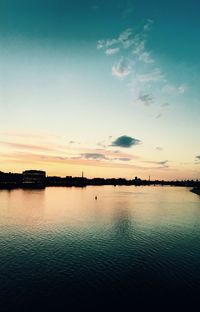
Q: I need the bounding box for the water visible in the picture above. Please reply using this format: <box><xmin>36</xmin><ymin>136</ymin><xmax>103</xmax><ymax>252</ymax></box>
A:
<box><xmin>0</xmin><ymin>186</ymin><xmax>200</xmax><ymax>309</ymax></box>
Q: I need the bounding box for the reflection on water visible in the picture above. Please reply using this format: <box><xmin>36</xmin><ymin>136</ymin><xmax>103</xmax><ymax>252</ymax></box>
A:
<box><xmin>0</xmin><ymin>186</ymin><xmax>200</xmax><ymax>309</ymax></box>
<box><xmin>113</xmin><ymin>207</ymin><xmax>132</xmax><ymax>238</ymax></box>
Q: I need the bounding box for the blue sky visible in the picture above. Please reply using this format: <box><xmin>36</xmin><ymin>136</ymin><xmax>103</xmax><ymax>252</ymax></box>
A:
<box><xmin>0</xmin><ymin>0</ymin><xmax>200</xmax><ymax>179</ymax></box>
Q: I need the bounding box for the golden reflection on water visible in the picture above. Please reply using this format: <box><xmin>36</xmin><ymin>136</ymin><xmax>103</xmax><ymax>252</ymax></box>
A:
<box><xmin>0</xmin><ymin>186</ymin><xmax>200</xmax><ymax>232</ymax></box>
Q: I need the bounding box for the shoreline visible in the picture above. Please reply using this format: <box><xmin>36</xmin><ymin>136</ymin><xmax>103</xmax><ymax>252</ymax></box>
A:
<box><xmin>0</xmin><ymin>183</ymin><xmax>196</xmax><ymax>191</ymax></box>
<box><xmin>190</xmin><ymin>188</ymin><xmax>200</xmax><ymax>196</ymax></box>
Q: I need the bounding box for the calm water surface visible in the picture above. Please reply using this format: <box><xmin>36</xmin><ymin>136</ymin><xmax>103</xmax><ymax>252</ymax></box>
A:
<box><xmin>0</xmin><ymin>186</ymin><xmax>200</xmax><ymax>309</ymax></box>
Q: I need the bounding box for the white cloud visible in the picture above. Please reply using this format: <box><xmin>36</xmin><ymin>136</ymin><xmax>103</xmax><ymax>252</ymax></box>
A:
<box><xmin>97</xmin><ymin>39</ymin><xmax>118</xmax><ymax>50</ymax></box>
<box><xmin>137</xmin><ymin>68</ymin><xmax>163</xmax><ymax>83</ymax></box>
<box><xmin>97</xmin><ymin>25</ymin><xmax>154</xmax><ymax>65</ymax></box>
<box><xmin>134</xmin><ymin>93</ymin><xmax>154</xmax><ymax>106</ymax></box>
<box><xmin>97</xmin><ymin>40</ymin><xmax>104</xmax><ymax>49</ymax></box>
<box><xmin>162</xmin><ymin>84</ymin><xmax>176</xmax><ymax>93</ymax></box>
<box><xmin>132</xmin><ymin>39</ymin><xmax>154</xmax><ymax>64</ymax></box>
<box><xmin>162</xmin><ymin>83</ymin><xmax>188</xmax><ymax>95</ymax></box>
<box><xmin>138</xmin><ymin>51</ymin><xmax>154</xmax><ymax>64</ymax></box>
<box><xmin>97</xmin><ymin>28</ymin><xmax>134</xmax><ymax>52</ymax></box>
<box><xmin>112</xmin><ymin>58</ymin><xmax>131</xmax><ymax>79</ymax></box>
<box><xmin>105</xmin><ymin>47</ymin><xmax>120</xmax><ymax>55</ymax></box>
<box><xmin>97</xmin><ymin>19</ymin><xmax>188</xmax><ymax>118</ymax></box>
<box><xmin>144</xmin><ymin>19</ymin><xmax>154</xmax><ymax>31</ymax></box>
<box><xmin>118</xmin><ymin>28</ymin><xmax>135</xmax><ymax>48</ymax></box>
<box><xmin>178</xmin><ymin>84</ymin><xmax>187</xmax><ymax>94</ymax></box>
<box><xmin>133</xmin><ymin>39</ymin><xmax>145</xmax><ymax>55</ymax></box>
<box><xmin>118</xmin><ymin>28</ymin><xmax>132</xmax><ymax>42</ymax></box>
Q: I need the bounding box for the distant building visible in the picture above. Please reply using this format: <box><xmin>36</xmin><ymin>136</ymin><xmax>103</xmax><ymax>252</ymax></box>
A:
<box><xmin>23</xmin><ymin>170</ymin><xmax>46</xmax><ymax>186</ymax></box>
<box><xmin>134</xmin><ymin>176</ymin><xmax>141</xmax><ymax>185</ymax></box>
<box><xmin>0</xmin><ymin>171</ymin><xmax>22</xmax><ymax>186</ymax></box>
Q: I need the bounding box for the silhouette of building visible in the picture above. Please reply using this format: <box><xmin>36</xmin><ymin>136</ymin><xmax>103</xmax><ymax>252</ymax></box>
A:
<box><xmin>23</xmin><ymin>170</ymin><xmax>46</xmax><ymax>187</ymax></box>
<box><xmin>134</xmin><ymin>176</ymin><xmax>142</xmax><ymax>185</ymax></box>
<box><xmin>0</xmin><ymin>171</ymin><xmax>22</xmax><ymax>188</ymax></box>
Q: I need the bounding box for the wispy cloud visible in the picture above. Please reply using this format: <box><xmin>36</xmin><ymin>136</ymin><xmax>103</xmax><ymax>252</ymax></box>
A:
<box><xmin>105</xmin><ymin>47</ymin><xmax>120</xmax><ymax>55</ymax></box>
<box><xmin>111</xmin><ymin>135</ymin><xmax>141</xmax><ymax>148</ymax></box>
<box><xmin>137</xmin><ymin>68</ymin><xmax>163</xmax><ymax>83</ymax></box>
<box><xmin>0</xmin><ymin>137</ymin><xmax>140</xmax><ymax>165</ymax></box>
<box><xmin>0</xmin><ymin>131</ymin><xmax>58</xmax><ymax>140</ymax></box>
<box><xmin>72</xmin><ymin>153</ymin><xmax>133</xmax><ymax>163</ymax></box>
<box><xmin>133</xmin><ymin>39</ymin><xmax>154</xmax><ymax>64</ymax></box>
<box><xmin>195</xmin><ymin>155</ymin><xmax>200</xmax><ymax>165</ymax></box>
<box><xmin>158</xmin><ymin>160</ymin><xmax>168</xmax><ymax>166</ymax></box>
<box><xmin>95</xmin><ymin>148</ymin><xmax>139</xmax><ymax>159</ymax></box>
<box><xmin>138</xmin><ymin>51</ymin><xmax>154</xmax><ymax>64</ymax></box>
<box><xmin>97</xmin><ymin>19</ymin><xmax>188</xmax><ymax>118</ymax></box>
<box><xmin>97</xmin><ymin>28</ymin><xmax>134</xmax><ymax>52</ymax></box>
<box><xmin>178</xmin><ymin>84</ymin><xmax>187</xmax><ymax>94</ymax></box>
<box><xmin>0</xmin><ymin>141</ymin><xmax>54</xmax><ymax>152</ymax></box>
<box><xmin>162</xmin><ymin>83</ymin><xmax>188</xmax><ymax>95</ymax></box>
<box><xmin>156</xmin><ymin>146</ymin><xmax>163</xmax><ymax>151</ymax></box>
<box><xmin>117</xmin><ymin>157</ymin><xmax>131</xmax><ymax>161</ymax></box>
<box><xmin>80</xmin><ymin>153</ymin><xmax>108</xmax><ymax>160</ymax></box>
<box><xmin>97</xmin><ymin>25</ymin><xmax>154</xmax><ymax>67</ymax></box>
<box><xmin>135</xmin><ymin>93</ymin><xmax>154</xmax><ymax>106</ymax></box>
<box><xmin>112</xmin><ymin>58</ymin><xmax>132</xmax><ymax>79</ymax></box>
<box><xmin>97</xmin><ymin>21</ymin><xmax>163</xmax><ymax>114</ymax></box>
<box><xmin>0</xmin><ymin>134</ymin><xmax>172</xmax><ymax>175</ymax></box>
<box><xmin>143</xmin><ymin>160</ymin><xmax>168</xmax><ymax>167</ymax></box>
<box><xmin>0</xmin><ymin>151</ymin><xmax>171</xmax><ymax>172</ymax></box>
<box><xmin>143</xmin><ymin>19</ymin><xmax>154</xmax><ymax>31</ymax></box>
<box><xmin>118</xmin><ymin>28</ymin><xmax>133</xmax><ymax>47</ymax></box>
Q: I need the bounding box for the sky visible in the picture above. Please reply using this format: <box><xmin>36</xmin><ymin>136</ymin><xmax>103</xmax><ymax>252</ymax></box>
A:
<box><xmin>0</xmin><ymin>0</ymin><xmax>200</xmax><ymax>180</ymax></box>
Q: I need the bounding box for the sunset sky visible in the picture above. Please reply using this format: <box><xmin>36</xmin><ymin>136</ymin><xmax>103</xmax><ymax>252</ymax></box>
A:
<box><xmin>0</xmin><ymin>0</ymin><xmax>200</xmax><ymax>179</ymax></box>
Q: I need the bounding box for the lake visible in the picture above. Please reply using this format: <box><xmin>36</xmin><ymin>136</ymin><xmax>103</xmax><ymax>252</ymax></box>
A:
<box><xmin>0</xmin><ymin>186</ymin><xmax>200</xmax><ymax>309</ymax></box>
